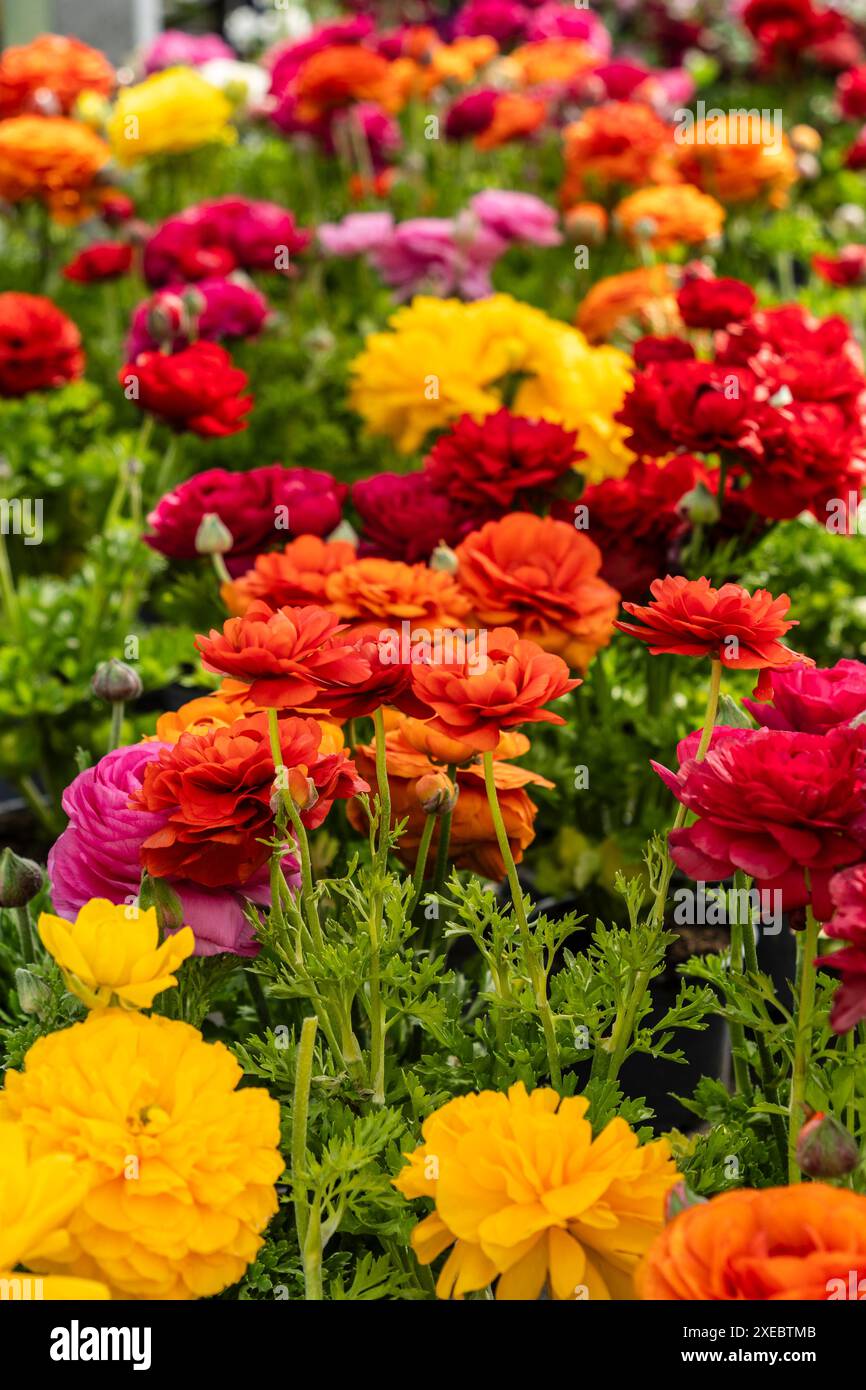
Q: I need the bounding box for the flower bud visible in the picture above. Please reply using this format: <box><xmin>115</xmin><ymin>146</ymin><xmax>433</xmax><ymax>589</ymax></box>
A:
<box><xmin>790</xmin><ymin>124</ymin><xmax>822</xmax><ymax>154</ymax></box>
<box><xmin>91</xmin><ymin>658</ymin><xmax>143</xmax><ymax>704</ymax></box>
<box><xmin>138</xmin><ymin>872</ymin><xmax>186</xmax><ymax>934</ymax></box>
<box><xmin>563</xmin><ymin>201</ymin><xmax>608</xmax><ymax>246</ymax></box>
<box><xmin>664</xmin><ymin>1181</ymin><xmax>707</xmax><ymax>1222</ymax></box>
<box><xmin>147</xmin><ymin>291</ymin><xmax>189</xmax><ymax>346</ymax></box>
<box><xmin>288</xmin><ymin>769</ymin><xmax>319</xmax><ymax>812</ymax></box>
<box><xmin>430</xmin><ymin>542</ymin><xmax>458</xmax><ymax>574</ymax></box>
<box><xmin>14</xmin><ymin>967</ymin><xmax>51</xmax><ymax>1017</ymax></box>
<box><xmin>678</xmin><ymin>480</ymin><xmax>720</xmax><ymax>527</ymax></box>
<box><xmin>0</xmin><ymin>846</ymin><xmax>42</xmax><ymax>908</ymax></box>
<box><xmin>415</xmin><ymin>771</ymin><xmax>459</xmax><ymax>816</ymax></box>
<box><xmin>195</xmin><ymin>512</ymin><xmax>234</xmax><ymax>556</ymax></box>
<box><xmin>796</xmin><ymin>1110</ymin><xmax>860</xmax><ymax>1179</ymax></box>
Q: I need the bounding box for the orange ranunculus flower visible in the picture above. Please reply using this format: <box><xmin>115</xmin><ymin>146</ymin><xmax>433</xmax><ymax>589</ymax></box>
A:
<box><xmin>405</xmin><ymin>36</ymin><xmax>498</xmax><ymax>96</ymax></box>
<box><xmin>560</xmin><ymin>102</ymin><xmax>677</xmax><ymax>205</ymax></box>
<box><xmin>222</xmin><ymin>535</ymin><xmax>358</xmax><ymax>616</ymax></box>
<box><xmin>153</xmin><ymin>694</ymin><xmax>261</xmax><ymax>742</ymax></box>
<box><xmin>397</xmin><ymin>715</ymin><xmax>534</xmax><ymax>768</ymax></box>
<box><xmin>475</xmin><ymin>92</ymin><xmax>547</xmax><ymax>150</ymax></box>
<box><xmin>675</xmin><ymin>112</ymin><xmax>798</xmax><ymax>208</ymax></box>
<box><xmin>502</xmin><ymin>38</ymin><xmax>596</xmax><ymax>87</ymax></box>
<box><xmin>323</xmin><ymin>557</ymin><xmax>471</xmax><ymax>633</ymax></box>
<box><xmin>130</xmin><ymin>713</ymin><xmax>367</xmax><ymax>887</ymax></box>
<box><xmin>294</xmin><ymin>46</ymin><xmax>403</xmax><ymax>120</ymax></box>
<box><xmin>0</xmin><ymin>115</ymin><xmax>110</xmax><ymax>220</ymax></box>
<box><xmin>456</xmin><ymin>513</ymin><xmax>620</xmax><ymax>671</ymax></box>
<box><xmin>410</xmin><ymin>626</ymin><xmax>580</xmax><ymax>753</ymax></box>
<box><xmin>638</xmin><ymin>1185</ymin><xmax>866</xmax><ymax>1300</ymax></box>
<box><xmin>347</xmin><ymin>715</ymin><xmax>552</xmax><ymax>878</ymax></box>
<box><xmin>614</xmin><ymin>184</ymin><xmax>725</xmax><ymax>250</ymax></box>
<box><xmin>0</xmin><ymin>34</ymin><xmax>114</xmax><ymax>119</ymax></box>
<box><xmin>576</xmin><ymin>265</ymin><xmax>681</xmax><ymax>344</ymax></box>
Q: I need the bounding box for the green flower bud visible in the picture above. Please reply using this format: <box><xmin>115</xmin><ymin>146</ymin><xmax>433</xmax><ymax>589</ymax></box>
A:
<box><xmin>138</xmin><ymin>873</ymin><xmax>186</xmax><ymax>935</ymax></box>
<box><xmin>91</xmin><ymin>658</ymin><xmax>143</xmax><ymax>704</ymax></box>
<box><xmin>194</xmin><ymin>512</ymin><xmax>234</xmax><ymax>556</ymax></box>
<box><xmin>796</xmin><ymin>1111</ymin><xmax>860</xmax><ymax>1179</ymax></box>
<box><xmin>0</xmin><ymin>846</ymin><xmax>43</xmax><ymax>908</ymax></box>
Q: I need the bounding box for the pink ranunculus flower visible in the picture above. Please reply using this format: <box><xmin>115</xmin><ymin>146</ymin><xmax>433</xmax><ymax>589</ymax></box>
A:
<box><xmin>653</xmin><ymin>724</ymin><xmax>866</xmax><ymax>921</ymax></box>
<box><xmin>352</xmin><ymin>472</ymin><xmax>484</xmax><ymax>563</ymax></box>
<box><xmin>332</xmin><ymin>101</ymin><xmax>402</xmax><ymax>167</ymax></box>
<box><xmin>524</xmin><ymin>1</ymin><xmax>612</xmax><ymax>53</ymax></box>
<box><xmin>47</xmin><ymin>743</ymin><xmax>295</xmax><ymax>956</ymax></box>
<box><xmin>454</xmin><ymin>0</ymin><xmax>531</xmax><ymax>46</ymax></box>
<box><xmin>143</xmin><ymin>198</ymin><xmax>311</xmax><ymax>287</ymax></box>
<box><xmin>145</xmin><ymin>464</ymin><xmax>348</xmax><ymax>569</ymax></box>
<box><xmin>820</xmin><ymin>864</ymin><xmax>866</xmax><ymax>1032</ymax></box>
<box><xmin>318</xmin><ymin>212</ymin><xmax>395</xmax><ymax>257</ymax></box>
<box><xmin>142</xmin><ymin>29</ymin><xmax>235</xmax><ymax>75</ymax></box>
<box><xmin>469</xmin><ymin>190</ymin><xmax>561</xmax><ymax>247</ymax></box>
<box><xmin>126</xmin><ymin>276</ymin><xmax>270</xmax><ymax>358</ymax></box>
<box><xmin>368</xmin><ymin>215</ymin><xmax>506</xmax><ymax>300</ymax></box>
<box><xmin>742</xmin><ymin>659</ymin><xmax>866</xmax><ymax>735</ymax></box>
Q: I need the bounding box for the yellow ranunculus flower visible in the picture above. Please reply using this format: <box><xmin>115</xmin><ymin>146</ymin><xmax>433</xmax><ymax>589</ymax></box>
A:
<box><xmin>107</xmin><ymin>66</ymin><xmax>236</xmax><ymax>166</ymax></box>
<box><xmin>394</xmin><ymin>1081</ymin><xmax>678</xmax><ymax>1300</ymax></box>
<box><xmin>0</xmin><ymin>1123</ymin><xmax>110</xmax><ymax>1301</ymax></box>
<box><xmin>38</xmin><ymin>899</ymin><xmax>194</xmax><ymax>1010</ymax></box>
<box><xmin>349</xmin><ymin>293</ymin><xmax>635</xmax><ymax>481</ymax></box>
<box><xmin>1</xmin><ymin>1009</ymin><xmax>283</xmax><ymax>1299</ymax></box>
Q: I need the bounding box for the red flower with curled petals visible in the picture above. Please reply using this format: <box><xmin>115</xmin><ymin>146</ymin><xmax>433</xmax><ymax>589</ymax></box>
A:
<box><xmin>119</xmin><ymin>341</ymin><xmax>252</xmax><ymax>437</ymax></box>
<box><xmin>820</xmin><ymin>864</ymin><xmax>866</xmax><ymax>1032</ymax></box>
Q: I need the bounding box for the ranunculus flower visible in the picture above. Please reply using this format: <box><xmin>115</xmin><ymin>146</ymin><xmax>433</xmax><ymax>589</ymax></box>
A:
<box><xmin>323</xmin><ymin>556</ymin><xmax>471</xmax><ymax>634</ymax></box>
<box><xmin>638</xmin><ymin>1184</ymin><xmax>866</xmax><ymax>1299</ymax></box>
<box><xmin>653</xmin><ymin>723</ymin><xmax>866</xmax><ymax>919</ymax></box>
<box><xmin>617</xmin><ymin>359</ymin><xmax>768</xmax><ymax>460</ymax></box>
<box><xmin>813</xmin><ymin>244</ymin><xmax>866</xmax><ymax>286</ymax></box>
<box><xmin>456</xmin><ymin>513</ymin><xmax>619</xmax><ymax>670</ymax></box>
<box><xmin>468</xmin><ymin>189</ymin><xmax>561</xmax><ymax>246</ymax></box>
<box><xmin>47</xmin><ymin>743</ymin><xmax>280</xmax><ymax>957</ymax></box>
<box><xmin>126</xmin><ymin>276</ymin><xmax>269</xmax><ymax>357</ymax></box>
<box><xmin>0</xmin><ymin>115</ymin><xmax>110</xmax><ymax>220</ymax></box>
<box><xmin>145</xmin><ymin>464</ymin><xmax>347</xmax><ymax>566</ymax></box>
<box><xmin>352</xmin><ymin>472</ymin><xmax>482</xmax><ymax>564</ymax></box>
<box><xmin>410</xmin><ymin>626</ymin><xmax>580</xmax><ymax>752</ymax></box>
<box><xmin>368</xmin><ymin>215</ymin><xmax>507</xmax><ymax>301</ymax></box>
<box><xmin>37</xmin><ymin>900</ymin><xmax>194</xmax><ymax>1011</ymax></box>
<box><xmin>107</xmin><ymin>67</ymin><xmax>236</xmax><ymax>167</ymax></box>
<box><xmin>676</xmin><ymin>274</ymin><xmax>756</xmax><ymax>329</ymax></box>
<box><xmin>742</xmin><ymin>658</ymin><xmax>866</xmax><ymax>733</ymax></box>
<box><xmin>143</xmin><ymin>197</ymin><xmax>311</xmax><ymax>286</ymax></box>
<box><xmin>454</xmin><ymin>0</ymin><xmax>529</xmax><ymax>46</ymax></box>
<box><xmin>0</xmin><ymin>34</ymin><xmax>114</xmax><ymax>118</ymax></box>
<box><xmin>120</xmin><ymin>341</ymin><xmax>252</xmax><ymax>436</ymax></box>
<box><xmin>0</xmin><ymin>292</ymin><xmax>84</xmax><ymax>396</ymax></box>
<box><xmin>131</xmin><ymin>713</ymin><xmax>367</xmax><ymax>885</ymax></box>
<box><xmin>820</xmin><ymin>863</ymin><xmax>866</xmax><ymax>1031</ymax></box>
<box><xmin>318</xmin><ymin>211</ymin><xmax>394</xmax><ymax>257</ymax></box>
<box><xmin>224</xmin><ymin>535</ymin><xmax>357</xmax><ymax>614</ymax></box>
<box><xmin>444</xmin><ymin>88</ymin><xmax>498</xmax><ymax>140</ymax></box>
<box><xmin>423</xmin><ymin>409</ymin><xmax>580</xmax><ymax>511</ymax></box>
<box><xmin>615</xmin><ymin>575</ymin><xmax>812</xmax><ymax>699</ymax></box>
<box><xmin>142</xmin><ymin>29</ymin><xmax>234</xmax><ymax>75</ymax></box>
<box><xmin>63</xmin><ymin>240</ymin><xmax>133</xmax><ymax>283</ymax></box>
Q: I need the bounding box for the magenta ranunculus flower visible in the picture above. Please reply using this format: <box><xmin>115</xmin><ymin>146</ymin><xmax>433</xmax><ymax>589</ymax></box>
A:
<box><xmin>142</xmin><ymin>29</ymin><xmax>234</xmax><ymax>75</ymax></box>
<box><xmin>524</xmin><ymin>1</ymin><xmax>611</xmax><ymax>52</ymax></box>
<box><xmin>47</xmin><ymin>743</ymin><xmax>296</xmax><ymax>956</ymax></box>
<box><xmin>653</xmin><ymin>725</ymin><xmax>866</xmax><ymax>920</ymax></box>
<box><xmin>445</xmin><ymin>88</ymin><xmax>498</xmax><ymax>140</ymax></box>
<box><xmin>319</xmin><ymin>212</ymin><xmax>395</xmax><ymax>257</ymax></box>
<box><xmin>266</xmin><ymin>17</ymin><xmax>375</xmax><ymax>93</ymax></box>
<box><xmin>454</xmin><ymin>0</ymin><xmax>530</xmax><ymax>46</ymax></box>
<box><xmin>145</xmin><ymin>464</ymin><xmax>348</xmax><ymax>568</ymax></box>
<box><xmin>821</xmin><ymin>864</ymin><xmax>866</xmax><ymax>1032</ymax></box>
<box><xmin>469</xmin><ymin>190</ymin><xmax>561</xmax><ymax>247</ymax></box>
<box><xmin>126</xmin><ymin>277</ymin><xmax>270</xmax><ymax>358</ymax></box>
<box><xmin>742</xmin><ymin>659</ymin><xmax>866</xmax><ymax>735</ymax></box>
<box><xmin>371</xmin><ymin>215</ymin><xmax>506</xmax><ymax>300</ymax></box>
<box><xmin>143</xmin><ymin>198</ymin><xmax>312</xmax><ymax>287</ymax></box>
<box><xmin>352</xmin><ymin>472</ymin><xmax>483</xmax><ymax>563</ymax></box>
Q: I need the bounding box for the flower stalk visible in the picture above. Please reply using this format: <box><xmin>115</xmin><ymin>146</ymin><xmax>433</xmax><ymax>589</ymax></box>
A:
<box><xmin>789</xmin><ymin>903</ymin><xmax>821</xmax><ymax>1182</ymax></box>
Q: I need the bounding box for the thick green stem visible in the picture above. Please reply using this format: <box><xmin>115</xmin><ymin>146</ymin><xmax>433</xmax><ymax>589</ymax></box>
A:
<box><xmin>789</xmin><ymin>906</ymin><xmax>820</xmax><ymax>1182</ymax></box>
<box><xmin>267</xmin><ymin>707</ymin><xmax>323</xmax><ymax>953</ymax></box>
<box><xmin>431</xmin><ymin>764</ymin><xmax>457</xmax><ymax>893</ymax></box>
<box><xmin>736</xmin><ymin>872</ymin><xmax>788</xmax><ymax>1169</ymax></box>
<box><xmin>727</xmin><ymin>913</ymin><xmax>754</xmax><ymax>1105</ymax></box>
<box><xmin>15</xmin><ymin>907</ymin><xmax>35</xmax><ymax>963</ymax></box>
<box><xmin>292</xmin><ymin>1016</ymin><xmax>318</xmax><ymax>1256</ymax></box>
<box><xmin>367</xmin><ymin>707</ymin><xmax>392</xmax><ymax>1104</ymax></box>
<box><xmin>373</xmin><ymin>706</ymin><xmax>391</xmax><ymax>867</ymax></box>
<box><xmin>108</xmin><ymin>701</ymin><xmax>125</xmax><ymax>753</ymax></box>
<box><xmin>483</xmin><ymin>750</ymin><xmax>561</xmax><ymax>1089</ymax></box>
<box><xmin>0</xmin><ymin>527</ymin><xmax>20</xmax><ymax>635</ymax></box>
<box><xmin>408</xmin><ymin>811</ymin><xmax>436</xmax><ymax>916</ymax></box>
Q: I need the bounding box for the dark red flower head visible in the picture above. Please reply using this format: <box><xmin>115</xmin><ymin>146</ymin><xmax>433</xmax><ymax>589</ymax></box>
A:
<box><xmin>351</xmin><ymin>472</ymin><xmax>480</xmax><ymax>564</ymax></box>
<box><xmin>119</xmin><ymin>342</ymin><xmax>252</xmax><ymax>437</ymax></box>
<box><xmin>676</xmin><ymin>275</ymin><xmax>757</xmax><ymax>330</ymax></box>
<box><xmin>617</xmin><ymin>360</ymin><xmax>769</xmax><ymax>460</ymax></box>
<box><xmin>63</xmin><ymin>240</ymin><xmax>133</xmax><ymax>283</ymax></box>
<box><xmin>821</xmin><ymin>864</ymin><xmax>866</xmax><ymax>1032</ymax></box>
<box><xmin>0</xmin><ymin>292</ymin><xmax>84</xmax><ymax>396</ymax></box>
<box><xmin>742</xmin><ymin>658</ymin><xmax>866</xmax><ymax>734</ymax></box>
<box><xmin>422</xmin><ymin>409</ymin><xmax>581</xmax><ymax>512</ymax></box>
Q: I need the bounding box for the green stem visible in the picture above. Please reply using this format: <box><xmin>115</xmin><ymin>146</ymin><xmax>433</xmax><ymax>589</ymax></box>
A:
<box><xmin>267</xmin><ymin>708</ymin><xmax>323</xmax><ymax>953</ymax></box>
<box><xmin>303</xmin><ymin>1199</ymin><xmax>324</xmax><ymax>1301</ymax></box>
<box><xmin>292</xmin><ymin>1016</ymin><xmax>318</xmax><ymax>1254</ymax></box>
<box><xmin>483</xmin><ymin>750</ymin><xmax>561</xmax><ymax>1089</ymax></box>
<box><xmin>789</xmin><ymin>906</ymin><xmax>820</xmax><ymax>1182</ymax></box>
<box><xmin>408</xmin><ymin>812</ymin><xmax>436</xmax><ymax>916</ymax></box>
<box><xmin>737</xmin><ymin>871</ymin><xmax>788</xmax><ymax>1169</ymax></box>
<box><xmin>211</xmin><ymin>553</ymin><xmax>232</xmax><ymax>587</ymax></box>
<box><xmin>0</xmin><ymin>527</ymin><xmax>20</xmax><ymax>635</ymax></box>
<box><xmin>108</xmin><ymin>701</ymin><xmax>125</xmax><ymax>753</ymax></box>
<box><xmin>431</xmin><ymin>764</ymin><xmax>457</xmax><ymax>893</ymax></box>
<box><xmin>245</xmin><ymin>969</ymin><xmax>271</xmax><ymax>1030</ymax></box>
<box><xmin>373</xmin><ymin>706</ymin><xmax>391</xmax><ymax>867</ymax></box>
<box><xmin>727</xmin><ymin>912</ymin><xmax>754</xmax><ymax>1105</ymax></box>
<box><xmin>15</xmin><ymin>907</ymin><xmax>35</xmax><ymax>963</ymax></box>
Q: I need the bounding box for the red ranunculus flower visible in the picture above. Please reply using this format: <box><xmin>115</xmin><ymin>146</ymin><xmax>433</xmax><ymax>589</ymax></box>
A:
<box><xmin>63</xmin><ymin>240</ymin><xmax>133</xmax><ymax>283</ymax></box>
<box><xmin>741</xmin><ymin>400</ymin><xmax>866</xmax><ymax>521</ymax></box>
<box><xmin>617</xmin><ymin>360</ymin><xmax>769</xmax><ymax>460</ymax></box>
<box><xmin>196</xmin><ymin>602</ymin><xmax>371</xmax><ymax>710</ymax></box>
<box><xmin>717</xmin><ymin>304</ymin><xmax>866</xmax><ymax>413</ymax></box>
<box><xmin>130</xmin><ymin>713</ymin><xmax>367</xmax><ymax>887</ymax></box>
<box><xmin>615</xmin><ymin>575</ymin><xmax>812</xmax><ymax>698</ymax></box>
<box><xmin>820</xmin><ymin>864</ymin><xmax>866</xmax><ymax>1031</ymax></box>
<box><xmin>352</xmin><ymin>472</ymin><xmax>481</xmax><ymax>564</ymax></box>
<box><xmin>445</xmin><ymin>89</ymin><xmax>499</xmax><ymax>140</ymax></box>
<box><xmin>146</xmin><ymin>465</ymin><xmax>348</xmax><ymax>566</ymax></box>
<box><xmin>845</xmin><ymin>125</ymin><xmax>866</xmax><ymax>167</ymax></box>
<box><xmin>838</xmin><ymin>63</ymin><xmax>866</xmax><ymax>118</ymax></box>
<box><xmin>422</xmin><ymin>409</ymin><xmax>581</xmax><ymax>511</ymax></box>
<box><xmin>632</xmin><ymin>336</ymin><xmax>695</xmax><ymax>367</ymax></box>
<box><xmin>410</xmin><ymin>626</ymin><xmax>581</xmax><ymax>753</ymax></box>
<box><xmin>812</xmin><ymin>245</ymin><xmax>866</xmax><ymax>286</ymax></box>
<box><xmin>742</xmin><ymin>658</ymin><xmax>866</xmax><ymax>733</ymax></box>
<box><xmin>676</xmin><ymin>275</ymin><xmax>757</xmax><ymax>330</ymax></box>
<box><xmin>0</xmin><ymin>291</ymin><xmax>84</xmax><ymax>396</ymax></box>
<box><xmin>654</xmin><ymin>724</ymin><xmax>866</xmax><ymax>920</ymax></box>
<box><xmin>143</xmin><ymin>197</ymin><xmax>312</xmax><ymax>287</ymax></box>
<box><xmin>120</xmin><ymin>342</ymin><xmax>252</xmax><ymax>437</ymax></box>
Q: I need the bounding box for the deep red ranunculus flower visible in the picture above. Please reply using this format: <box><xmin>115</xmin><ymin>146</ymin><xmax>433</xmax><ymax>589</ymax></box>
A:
<box><xmin>632</xmin><ymin>336</ymin><xmax>695</xmax><ymax>368</ymax></box>
<box><xmin>130</xmin><ymin>713</ymin><xmax>368</xmax><ymax>887</ymax></box>
<box><xmin>676</xmin><ymin>275</ymin><xmax>757</xmax><ymax>330</ymax></box>
<box><xmin>444</xmin><ymin>88</ymin><xmax>498</xmax><ymax>140</ymax></box>
<box><xmin>744</xmin><ymin>0</ymin><xmax>852</xmax><ymax>71</ymax></box>
<box><xmin>717</xmin><ymin>304</ymin><xmax>866</xmax><ymax>412</ymax></box>
<box><xmin>0</xmin><ymin>292</ymin><xmax>84</xmax><ymax>396</ymax></box>
<box><xmin>653</xmin><ymin>723</ymin><xmax>866</xmax><ymax>920</ymax></box>
<box><xmin>742</xmin><ymin>658</ymin><xmax>866</xmax><ymax>733</ymax></box>
<box><xmin>845</xmin><ymin>125</ymin><xmax>866</xmax><ymax>167</ymax></box>
<box><xmin>741</xmin><ymin>400</ymin><xmax>866</xmax><ymax>521</ymax></box>
<box><xmin>820</xmin><ymin>864</ymin><xmax>866</xmax><ymax>1031</ymax></box>
<box><xmin>812</xmin><ymin>245</ymin><xmax>866</xmax><ymax>286</ymax></box>
<box><xmin>143</xmin><ymin>197</ymin><xmax>312</xmax><ymax>287</ymax></box>
<box><xmin>615</xmin><ymin>575</ymin><xmax>813</xmax><ymax>698</ymax></box>
<box><xmin>119</xmin><ymin>342</ymin><xmax>252</xmax><ymax>437</ymax></box>
<box><xmin>146</xmin><ymin>464</ymin><xmax>347</xmax><ymax>567</ymax></box>
<box><xmin>352</xmin><ymin>472</ymin><xmax>481</xmax><ymax>564</ymax></box>
<box><xmin>422</xmin><ymin>409</ymin><xmax>581</xmax><ymax>512</ymax></box>
<box><xmin>617</xmin><ymin>360</ymin><xmax>769</xmax><ymax>461</ymax></box>
<box><xmin>838</xmin><ymin>63</ymin><xmax>866</xmax><ymax>117</ymax></box>
<box><xmin>63</xmin><ymin>240</ymin><xmax>133</xmax><ymax>283</ymax></box>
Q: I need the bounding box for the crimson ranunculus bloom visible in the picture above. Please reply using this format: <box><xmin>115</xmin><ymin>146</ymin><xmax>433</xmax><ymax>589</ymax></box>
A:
<box><xmin>0</xmin><ymin>291</ymin><xmax>84</xmax><ymax>396</ymax></box>
<box><xmin>838</xmin><ymin>63</ymin><xmax>866</xmax><ymax>118</ymax></box>
<box><xmin>676</xmin><ymin>275</ymin><xmax>757</xmax><ymax>330</ymax></box>
<box><xmin>813</xmin><ymin>245</ymin><xmax>866</xmax><ymax>287</ymax></box>
<box><xmin>617</xmin><ymin>360</ymin><xmax>769</xmax><ymax>460</ymax></box>
<box><xmin>422</xmin><ymin>410</ymin><xmax>582</xmax><ymax>511</ymax></box>
<box><xmin>143</xmin><ymin>196</ymin><xmax>312</xmax><ymax>287</ymax></box>
<box><xmin>352</xmin><ymin>472</ymin><xmax>481</xmax><ymax>564</ymax></box>
<box><xmin>120</xmin><ymin>342</ymin><xmax>252</xmax><ymax>437</ymax></box>
<box><xmin>130</xmin><ymin>713</ymin><xmax>367</xmax><ymax>887</ymax></box>
<box><xmin>615</xmin><ymin>575</ymin><xmax>812</xmax><ymax>699</ymax></box>
<box><xmin>742</xmin><ymin>658</ymin><xmax>866</xmax><ymax>733</ymax></box>
<box><xmin>410</xmin><ymin>626</ymin><xmax>581</xmax><ymax>753</ymax></box>
<box><xmin>820</xmin><ymin>864</ymin><xmax>866</xmax><ymax>1032</ymax></box>
<box><xmin>63</xmin><ymin>240</ymin><xmax>133</xmax><ymax>283</ymax></box>
<box><xmin>145</xmin><ymin>464</ymin><xmax>347</xmax><ymax>566</ymax></box>
<box><xmin>653</xmin><ymin>724</ymin><xmax>866</xmax><ymax>920</ymax></box>
<box><xmin>196</xmin><ymin>602</ymin><xmax>371</xmax><ymax>710</ymax></box>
